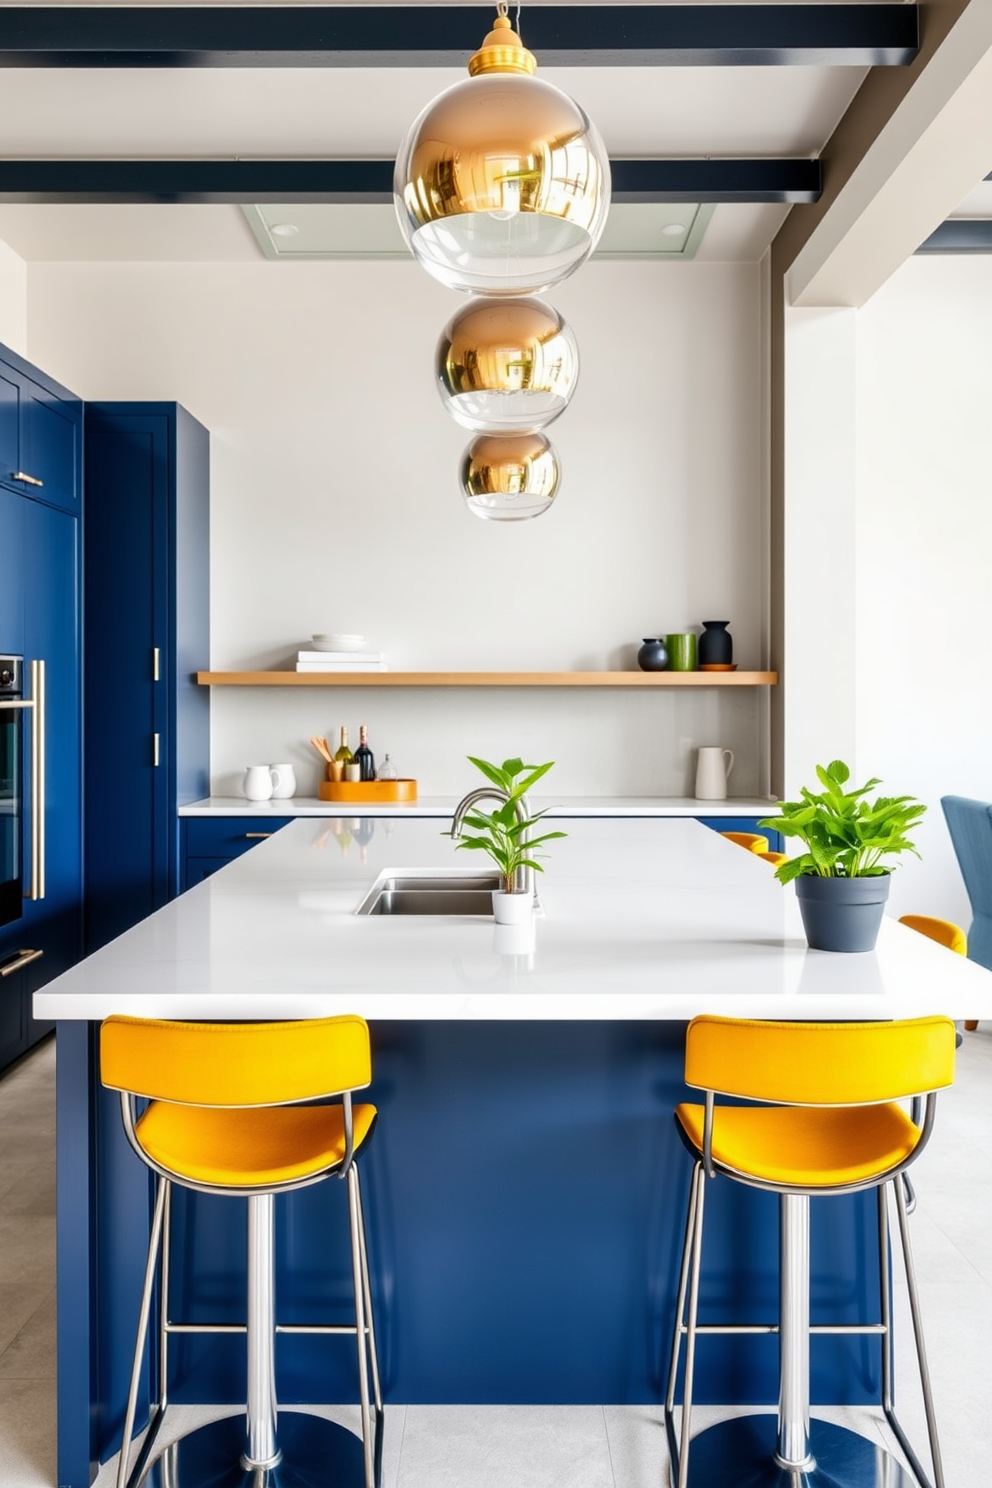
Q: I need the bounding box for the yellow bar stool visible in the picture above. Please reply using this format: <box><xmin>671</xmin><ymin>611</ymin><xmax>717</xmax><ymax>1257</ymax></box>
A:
<box><xmin>100</xmin><ymin>1014</ymin><xmax>382</xmax><ymax>1488</ymax></box>
<box><xmin>665</xmin><ymin>1015</ymin><xmax>956</xmax><ymax>1488</ymax></box>
<box><xmin>720</xmin><ymin>831</ymin><xmax>769</xmax><ymax>853</ymax></box>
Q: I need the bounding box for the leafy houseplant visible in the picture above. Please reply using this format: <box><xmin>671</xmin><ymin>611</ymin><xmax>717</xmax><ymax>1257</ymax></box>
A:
<box><xmin>759</xmin><ymin>760</ymin><xmax>926</xmax><ymax>952</ymax></box>
<box><xmin>453</xmin><ymin>756</ymin><xmax>567</xmax><ymax>917</ymax></box>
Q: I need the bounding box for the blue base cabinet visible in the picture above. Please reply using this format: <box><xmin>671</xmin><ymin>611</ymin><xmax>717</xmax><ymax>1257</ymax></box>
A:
<box><xmin>182</xmin><ymin>817</ymin><xmax>292</xmax><ymax>889</ymax></box>
<box><xmin>0</xmin><ymin>343</ymin><xmax>82</xmax><ymax>1073</ymax></box>
<box><xmin>83</xmin><ymin>404</ymin><xmax>210</xmax><ymax>951</ymax></box>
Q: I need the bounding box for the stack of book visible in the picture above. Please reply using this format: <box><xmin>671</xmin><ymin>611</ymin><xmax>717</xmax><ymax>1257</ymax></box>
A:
<box><xmin>295</xmin><ymin>648</ymin><xmax>388</xmax><ymax>673</ymax></box>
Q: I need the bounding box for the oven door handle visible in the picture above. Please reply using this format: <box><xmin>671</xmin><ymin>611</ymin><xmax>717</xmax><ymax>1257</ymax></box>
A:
<box><xmin>0</xmin><ymin>663</ymin><xmax>45</xmax><ymax>900</ymax></box>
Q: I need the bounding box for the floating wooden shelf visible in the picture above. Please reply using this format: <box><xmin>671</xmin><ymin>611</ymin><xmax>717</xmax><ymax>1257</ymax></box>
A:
<box><xmin>196</xmin><ymin>670</ymin><xmax>778</xmax><ymax>688</ymax></box>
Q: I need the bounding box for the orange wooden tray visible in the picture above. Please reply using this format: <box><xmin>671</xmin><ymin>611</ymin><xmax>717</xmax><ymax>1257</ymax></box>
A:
<box><xmin>317</xmin><ymin>779</ymin><xmax>418</xmax><ymax>803</ymax></box>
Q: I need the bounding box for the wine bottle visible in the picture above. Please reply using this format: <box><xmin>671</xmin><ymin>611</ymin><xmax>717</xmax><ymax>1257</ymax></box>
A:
<box><xmin>355</xmin><ymin>724</ymin><xmax>376</xmax><ymax>782</ymax></box>
<box><xmin>334</xmin><ymin>726</ymin><xmax>353</xmax><ymax>766</ymax></box>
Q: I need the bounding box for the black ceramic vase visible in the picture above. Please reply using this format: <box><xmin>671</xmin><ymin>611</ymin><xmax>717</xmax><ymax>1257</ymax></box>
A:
<box><xmin>794</xmin><ymin>874</ymin><xmax>891</xmax><ymax>952</ymax></box>
<box><xmin>699</xmin><ymin>620</ymin><xmax>732</xmax><ymax>666</ymax></box>
<box><xmin>637</xmin><ymin>638</ymin><xmax>669</xmax><ymax>671</ymax></box>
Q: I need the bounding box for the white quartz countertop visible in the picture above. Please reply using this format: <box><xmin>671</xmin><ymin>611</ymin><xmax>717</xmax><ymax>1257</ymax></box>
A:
<box><xmin>179</xmin><ymin>796</ymin><xmax>777</xmax><ymax>818</ymax></box>
<box><xmin>36</xmin><ymin>817</ymin><xmax>992</xmax><ymax>1022</ymax></box>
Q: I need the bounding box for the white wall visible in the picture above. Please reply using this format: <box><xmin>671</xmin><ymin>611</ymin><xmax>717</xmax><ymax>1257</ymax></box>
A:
<box><xmin>0</xmin><ymin>239</ymin><xmax>27</xmax><ymax>356</ymax></box>
<box><xmin>855</xmin><ymin>254</ymin><xmax>992</xmax><ymax>925</ymax></box>
<box><xmin>26</xmin><ymin>256</ymin><xmax>767</xmax><ymax>798</ymax></box>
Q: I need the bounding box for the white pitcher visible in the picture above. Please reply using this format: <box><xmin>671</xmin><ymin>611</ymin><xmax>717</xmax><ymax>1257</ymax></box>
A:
<box><xmin>695</xmin><ymin>746</ymin><xmax>734</xmax><ymax>801</ymax></box>
<box><xmin>243</xmin><ymin>765</ymin><xmax>274</xmax><ymax>802</ymax></box>
<box><xmin>269</xmin><ymin>763</ymin><xmax>297</xmax><ymax>800</ymax></box>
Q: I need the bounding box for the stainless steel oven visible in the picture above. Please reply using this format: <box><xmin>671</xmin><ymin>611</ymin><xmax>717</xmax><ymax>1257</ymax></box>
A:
<box><xmin>0</xmin><ymin>655</ymin><xmax>45</xmax><ymax>929</ymax></box>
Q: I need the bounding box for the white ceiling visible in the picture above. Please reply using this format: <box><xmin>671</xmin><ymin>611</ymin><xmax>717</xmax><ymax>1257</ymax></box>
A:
<box><xmin>0</xmin><ymin>2</ymin><xmax>943</xmax><ymax>266</ymax></box>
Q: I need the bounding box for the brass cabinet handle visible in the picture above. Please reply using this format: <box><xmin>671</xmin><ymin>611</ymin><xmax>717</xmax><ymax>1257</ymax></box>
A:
<box><xmin>29</xmin><ymin>659</ymin><xmax>45</xmax><ymax>901</ymax></box>
<box><xmin>245</xmin><ymin>832</ymin><xmax>273</xmax><ymax>839</ymax></box>
<box><xmin>11</xmin><ymin>471</ymin><xmax>44</xmax><ymax>487</ymax></box>
<box><xmin>0</xmin><ymin>948</ymin><xmax>44</xmax><ymax>978</ymax></box>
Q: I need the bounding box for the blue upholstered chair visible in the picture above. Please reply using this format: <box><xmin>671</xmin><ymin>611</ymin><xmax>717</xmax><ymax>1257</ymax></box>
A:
<box><xmin>940</xmin><ymin>795</ymin><xmax>992</xmax><ymax>984</ymax></box>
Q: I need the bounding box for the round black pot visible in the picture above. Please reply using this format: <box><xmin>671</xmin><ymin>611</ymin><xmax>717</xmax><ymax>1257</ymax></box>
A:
<box><xmin>794</xmin><ymin>873</ymin><xmax>891</xmax><ymax>953</ymax></box>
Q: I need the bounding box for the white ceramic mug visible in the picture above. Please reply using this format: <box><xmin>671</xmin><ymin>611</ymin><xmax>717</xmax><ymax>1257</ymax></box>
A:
<box><xmin>269</xmin><ymin>763</ymin><xmax>296</xmax><ymax>799</ymax></box>
<box><xmin>695</xmin><ymin>746</ymin><xmax>734</xmax><ymax>801</ymax></box>
<box><xmin>243</xmin><ymin>764</ymin><xmax>274</xmax><ymax>802</ymax></box>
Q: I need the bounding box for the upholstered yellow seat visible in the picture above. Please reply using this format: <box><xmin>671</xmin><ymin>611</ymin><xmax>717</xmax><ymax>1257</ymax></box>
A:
<box><xmin>666</xmin><ymin>1014</ymin><xmax>956</xmax><ymax>1488</ymax></box>
<box><xmin>134</xmin><ymin>1100</ymin><xmax>378</xmax><ymax>1188</ymax></box>
<box><xmin>675</xmin><ymin>1100</ymin><xmax>922</xmax><ymax>1188</ymax></box>
<box><xmin>101</xmin><ymin>1013</ymin><xmax>382</xmax><ymax>1488</ymax></box>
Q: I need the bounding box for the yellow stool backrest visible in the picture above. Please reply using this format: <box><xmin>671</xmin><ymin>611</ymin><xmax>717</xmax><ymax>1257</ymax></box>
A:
<box><xmin>720</xmin><ymin>832</ymin><xmax>768</xmax><ymax>854</ymax></box>
<box><xmin>684</xmin><ymin>1015</ymin><xmax>956</xmax><ymax>1106</ymax></box>
<box><xmin>758</xmin><ymin>851</ymin><xmax>789</xmax><ymax>867</ymax></box>
<box><xmin>101</xmin><ymin>1014</ymin><xmax>372</xmax><ymax>1107</ymax></box>
<box><xmin>898</xmin><ymin>915</ymin><xmax>967</xmax><ymax>957</ymax></box>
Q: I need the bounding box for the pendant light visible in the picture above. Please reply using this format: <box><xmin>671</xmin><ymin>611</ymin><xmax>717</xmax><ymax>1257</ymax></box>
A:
<box><xmin>436</xmin><ymin>296</ymin><xmax>579</xmax><ymax>433</ymax></box>
<box><xmin>394</xmin><ymin>4</ymin><xmax>611</xmax><ymax>296</ymax></box>
<box><xmin>459</xmin><ymin>432</ymin><xmax>560</xmax><ymax>521</ymax></box>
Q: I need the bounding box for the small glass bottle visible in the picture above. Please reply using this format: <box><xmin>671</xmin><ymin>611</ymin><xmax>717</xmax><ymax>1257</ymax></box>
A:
<box><xmin>378</xmin><ymin>753</ymin><xmax>397</xmax><ymax>781</ymax></box>
<box><xmin>334</xmin><ymin>726</ymin><xmax>353</xmax><ymax>767</ymax></box>
<box><xmin>354</xmin><ymin>724</ymin><xmax>376</xmax><ymax>782</ymax></box>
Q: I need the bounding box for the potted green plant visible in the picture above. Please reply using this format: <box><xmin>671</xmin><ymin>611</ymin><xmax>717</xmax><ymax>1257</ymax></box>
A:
<box><xmin>759</xmin><ymin>760</ymin><xmax>926</xmax><ymax>952</ymax></box>
<box><xmin>453</xmin><ymin>755</ymin><xmax>568</xmax><ymax>923</ymax></box>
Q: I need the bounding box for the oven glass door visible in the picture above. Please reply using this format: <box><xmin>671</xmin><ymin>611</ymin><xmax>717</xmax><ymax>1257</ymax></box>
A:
<box><xmin>0</xmin><ymin>702</ymin><xmax>22</xmax><ymax>927</ymax></box>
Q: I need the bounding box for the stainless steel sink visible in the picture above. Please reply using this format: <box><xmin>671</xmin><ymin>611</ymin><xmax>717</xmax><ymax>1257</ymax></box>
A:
<box><xmin>356</xmin><ymin>872</ymin><xmax>502</xmax><ymax>916</ymax></box>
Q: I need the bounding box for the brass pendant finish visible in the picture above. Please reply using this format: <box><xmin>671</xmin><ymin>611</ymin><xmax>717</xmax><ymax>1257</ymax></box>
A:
<box><xmin>394</xmin><ymin>1</ymin><xmax>611</xmax><ymax>298</ymax></box>
<box><xmin>437</xmin><ymin>297</ymin><xmax>579</xmax><ymax>433</ymax></box>
<box><xmin>460</xmin><ymin>432</ymin><xmax>560</xmax><ymax>521</ymax></box>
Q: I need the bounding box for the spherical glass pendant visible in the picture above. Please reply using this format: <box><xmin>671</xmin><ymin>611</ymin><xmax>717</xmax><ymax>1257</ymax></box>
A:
<box><xmin>436</xmin><ymin>297</ymin><xmax>579</xmax><ymax>433</ymax></box>
<box><xmin>394</xmin><ymin>14</ymin><xmax>610</xmax><ymax>296</ymax></box>
<box><xmin>460</xmin><ymin>432</ymin><xmax>560</xmax><ymax>521</ymax></box>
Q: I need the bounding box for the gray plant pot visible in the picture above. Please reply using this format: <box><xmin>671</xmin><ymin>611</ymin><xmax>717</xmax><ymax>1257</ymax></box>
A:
<box><xmin>794</xmin><ymin>873</ymin><xmax>891</xmax><ymax>952</ymax></box>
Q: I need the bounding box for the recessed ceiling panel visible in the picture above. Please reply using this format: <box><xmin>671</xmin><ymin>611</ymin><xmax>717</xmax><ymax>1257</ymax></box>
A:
<box><xmin>243</xmin><ymin>201</ymin><xmax>714</xmax><ymax>261</ymax></box>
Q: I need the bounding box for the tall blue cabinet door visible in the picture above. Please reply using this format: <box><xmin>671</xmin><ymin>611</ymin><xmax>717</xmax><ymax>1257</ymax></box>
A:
<box><xmin>20</xmin><ymin>498</ymin><xmax>82</xmax><ymax>1043</ymax></box>
<box><xmin>84</xmin><ymin>414</ymin><xmax>171</xmax><ymax>949</ymax></box>
<box><xmin>0</xmin><ymin>368</ymin><xmax>21</xmax><ymax>493</ymax></box>
<box><xmin>0</xmin><ymin>485</ymin><xmax>24</xmax><ymax>649</ymax></box>
<box><xmin>22</xmin><ymin>383</ymin><xmax>81</xmax><ymax>514</ymax></box>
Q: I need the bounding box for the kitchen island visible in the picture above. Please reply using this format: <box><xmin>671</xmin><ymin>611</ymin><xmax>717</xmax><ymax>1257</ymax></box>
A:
<box><xmin>38</xmin><ymin>817</ymin><xmax>992</xmax><ymax>1486</ymax></box>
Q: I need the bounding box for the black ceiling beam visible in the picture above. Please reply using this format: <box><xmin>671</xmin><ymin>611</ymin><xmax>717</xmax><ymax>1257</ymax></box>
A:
<box><xmin>916</xmin><ymin>221</ymin><xmax>992</xmax><ymax>254</ymax></box>
<box><xmin>0</xmin><ymin>159</ymin><xmax>822</xmax><ymax>206</ymax></box>
<box><xmin>0</xmin><ymin>6</ymin><xmax>918</xmax><ymax>69</ymax></box>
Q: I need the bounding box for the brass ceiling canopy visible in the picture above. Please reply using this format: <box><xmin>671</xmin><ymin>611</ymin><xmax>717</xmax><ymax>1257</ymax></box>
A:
<box><xmin>460</xmin><ymin>431</ymin><xmax>560</xmax><ymax>521</ymax></box>
<box><xmin>467</xmin><ymin>12</ymin><xmax>537</xmax><ymax>76</ymax></box>
<box><xmin>436</xmin><ymin>296</ymin><xmax>579</xmax><ymax>433</ymax></box>
<box><xmin>393</xmin><ymin>4</ymin><xmax>611</xmax><ymax>296</ymax></box>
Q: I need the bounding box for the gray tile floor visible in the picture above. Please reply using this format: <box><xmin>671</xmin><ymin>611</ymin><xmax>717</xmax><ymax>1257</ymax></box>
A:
<box><xmin>1</xmin><ymin>1029</ymin><xmax>989</xmax><ymax>1488</ymax></box>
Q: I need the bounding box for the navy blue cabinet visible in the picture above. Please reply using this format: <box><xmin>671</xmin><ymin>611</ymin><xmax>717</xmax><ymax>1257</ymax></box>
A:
<box><xmin>0</xmin><ymin>343</ymin><xmax>80</xmax><ymax>513</ymax></box>
<box><xmin>0</xmin><ymin>343</ymin><xmax>82</xmax><ymax>1071</ymax></box>
<box><xmin>83</xmin><ymin>404</ymin><xmax>209</xmax><ymax>951</ymax></box>
<box><xmin>182</xmin><ymin>816</ymin><xmax>292</xmax><ymax>889</ymax></box>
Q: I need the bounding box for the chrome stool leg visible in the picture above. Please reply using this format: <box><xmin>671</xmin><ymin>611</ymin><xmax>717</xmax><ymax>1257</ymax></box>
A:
<box><xmin>669</xmin><ymin>1188</ymin><xmax>925</xmax><ymax>1488</ymax></box>
<box><xmin>664</xmin><ymin>1161</ymin><xmax>705</xmax><ymax>1488</ymax></box>
<box><xmin>129</xmin><ymin>1184</ymin><xmax>379</xmax><ymax>1488</ymax></box>
<box><xmin>118</xmin><ymin>1177</ymin><xmax>169</xmax><ymax>1488</ymax></box>
<box><xmin>887</xmin><ymin>1178</ymin><xmax>946</xmax><ymax>1488</ymax></box>
<box><xmin>244</xmin><ymin>1194</ymin><xmax>280</xmax><ymax>1471</ymax></box>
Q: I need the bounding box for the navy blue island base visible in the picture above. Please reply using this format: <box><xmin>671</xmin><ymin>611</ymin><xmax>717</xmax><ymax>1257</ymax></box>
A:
<box><xmin>56</xmin><ymin>1017</ymin><xmax>881</xmax><ymax>1488</ymax></box>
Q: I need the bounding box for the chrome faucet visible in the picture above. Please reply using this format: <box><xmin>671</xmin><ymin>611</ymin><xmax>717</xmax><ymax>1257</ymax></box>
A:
<box><xmin>450</xmin><ymin>787</ymin><xmax>535</xmax><ymax>900</ymax></box>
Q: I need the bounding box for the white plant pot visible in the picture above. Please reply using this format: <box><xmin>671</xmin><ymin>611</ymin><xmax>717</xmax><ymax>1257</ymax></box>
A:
<box><xmin>492</xmin><ymin>890</ymin><xmax>533</xmax><ymax>925</ymax></box>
